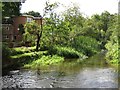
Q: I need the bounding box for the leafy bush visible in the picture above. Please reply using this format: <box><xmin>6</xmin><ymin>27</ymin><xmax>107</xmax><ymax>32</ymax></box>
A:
<box><xmin>48</xmin><ymin>45</ymin><xmax>86</xmax><ymax>58</ymax></box>
<box><xmin>2</xmin><ymin>43</ymin><xmax>13</xmax><ymax>68</ymax></box>
<box><xmin>72</xmin><ymin>36</ymin><xmax>100</xmax><ymax>56</ymax></box>
<box><xmin>105</xmin><ymin>29</ymin><xmax>119</xmax><ymax>65</ymax></box>
<box><xmin>9</xmin><ymin>51</ymin><xmax>47</xmax><ymax>68</ymax></box>
<box><xmin>24</xmin><ymin>55</ymin><xmax>64</xmax><ymax>69</ymax></box>
<box><xmin>2</xmin><ymin>43</ymin><xmax>12</xmax><ymax>59</ymax></box>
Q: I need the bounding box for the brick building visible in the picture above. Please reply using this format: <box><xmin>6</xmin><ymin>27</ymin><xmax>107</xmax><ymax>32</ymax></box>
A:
<box><xmin>2</xmin><ymin>15</ymin><xmax>42</xmax><ymax>47</ymax></box>
<box><xmin>2</xmin><ymin>24</ymin><xmax>14</xmax><ymax>42</ymax></box>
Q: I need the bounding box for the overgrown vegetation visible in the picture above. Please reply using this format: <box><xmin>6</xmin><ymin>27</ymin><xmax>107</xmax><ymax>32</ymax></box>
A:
<box><xmin>11</xmin><ymin>46</ymin><xmax>36</xmax><ymax>55</ymax></box>
<box><xmin>105</xmin><ymin>24</ymin><xmax>119</xmax><ymax>65</ymax></box>
<box><xmin>2</xmin><ymin>43</ymin><xmax>11</xmax><ymax>60</ymax></box>
<box><xmin>72</xmin><ymin>36</ymin><xmax>100</xmax><ymax>56</ymax></box>
<box><xmin>24</xmin><ymin>55</ymin><xmax>64</xmax><ymax>69</ymax></box>
<box><xmin>2</xmin><ymin>1</ymin><xmax>118</xmax><ymax>70</ymax></box>
<box><xmin>47</xmin><ymin>45</ymin><xmax>86</xmax><ymax>59</ymax></box>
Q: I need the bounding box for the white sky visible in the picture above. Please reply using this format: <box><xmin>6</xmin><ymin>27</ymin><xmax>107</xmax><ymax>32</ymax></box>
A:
<box><xmin>21</xmin><ymin>0</ymin><xmax>119</xmax><ymax>17</ymax></box>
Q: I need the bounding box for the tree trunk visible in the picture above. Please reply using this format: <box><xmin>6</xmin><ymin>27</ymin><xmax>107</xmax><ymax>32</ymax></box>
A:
<box><xmin>36</xmin><ymin>34</ymin><xmax>40</xmax><ymax>51</ymax></box>
<box><xmin>36</xmin><ymin>20</ymin><xmax>43</xmax><ymax>51</ymax></box>
<box><xmin>36</xmin><ymin>27</ymin><xmax>43</xmax><ymax>51</ymax></box>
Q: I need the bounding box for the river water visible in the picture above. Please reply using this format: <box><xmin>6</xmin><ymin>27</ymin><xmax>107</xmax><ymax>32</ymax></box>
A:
<box><xmin>2</xmin><ymin>52</ymin><xmax>119</xmax><ymax>88</ymax></box>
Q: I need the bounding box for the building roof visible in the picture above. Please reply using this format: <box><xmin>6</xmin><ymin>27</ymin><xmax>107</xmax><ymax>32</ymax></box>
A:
<box><xmin>33</xmin><ymin>17</ymin><xmax>42</xmax><ymax>20</ymax></box>
<box><xmin>21</xmin><ymin>15</ymin><xmax>34</xmax><ymax>18</ymax></box>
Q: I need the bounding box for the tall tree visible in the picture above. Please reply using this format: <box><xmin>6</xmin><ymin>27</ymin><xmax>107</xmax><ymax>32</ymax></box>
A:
<box><xmin>62</xmin><ymin>5</ymin><xmax>85</xmax><ymax>46</ymax></box>
<box><xmin>2</xmin><ymin>2</ymin><xmax>22</xmax><ymax>18</ymax></box>
<box><xmin>43</xmin><ymin>1</ymin><xmax>59</xmax><ymax>45</ymax></box>
<box><xmin>24</xmin><ymin>1</ymin><xmax>59</xmax><ymax>50</ymax></box>
<box><xmin>24</xmin><ymin>21</ymin><xmax>42</xmax><ymax>51</ymax></box>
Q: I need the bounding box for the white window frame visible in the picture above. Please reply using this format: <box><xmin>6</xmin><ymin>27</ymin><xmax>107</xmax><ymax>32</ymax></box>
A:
<box><xmin>27</xmin><ymin>17</ymin><xmax>32</xmax><ymax>22</ymax></box>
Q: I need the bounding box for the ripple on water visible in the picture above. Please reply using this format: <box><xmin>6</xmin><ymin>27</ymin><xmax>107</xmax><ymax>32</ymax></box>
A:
<box><xmin>2</xmin><ymin>62</ymin><xmax>118</xmax><ymax>88</ymax></box>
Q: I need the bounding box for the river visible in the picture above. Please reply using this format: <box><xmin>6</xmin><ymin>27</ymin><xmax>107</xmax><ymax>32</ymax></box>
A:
<box><xmin>2</xmin><ymin>52</ymin><xmax>119</xmax><ymax>88</ymax></box>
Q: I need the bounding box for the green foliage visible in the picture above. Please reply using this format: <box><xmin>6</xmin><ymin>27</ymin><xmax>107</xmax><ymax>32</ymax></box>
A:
<box><xmin>43</xmin><ymin>1</ymin><xmax>58</xmax><ymax>16</ymax></box>
<box><xmin>24</xmin><ymin>21</ymin><xmax>41</xmax><ymax>35</ymax></box>
<box><xmin>24</xmin><ymin>21</ymin><xmax>42</xmax><ymax>50</ymax></box>
<box><xmin>2</xmin><ymin>2</ymin><xmax>21</xmax><ymax>17</ymax></box>
<box><xmin>24</xmin><ymin>55</ymin><xmax>64</xmax><ymax>69</ymax></box>
<box><xmin>10</xmin><ymin>51</ymin><xmax>46</xmax><ymax>60</ymax></box>
<box><xmin>105</xmin><ymin>25</ymin><xmax>119</xmax><ymax>65</ymax></box>
<box><xmin>3</xmin><ymin>1</ymin><xmax>118</xmax><ymax>69</ymax></box>
<box><xmin>23</xmin><ymin>11</ymin><xmax>41</xmax><ymax>17</ymax></box>
<box><xmin>2</xmin><ymin>43</ymin><xmax>13</xmax><ymax>68</ymax></box>
<box><xmin>2</xmin><ymin>45</ymin><xmax>47</xmax><ymax>69</ymax></box>
<box><xmin>11</xmin><ymin>46</ymin><xmax>36</xmax><ymax>55</ymax></box>
<box><xmin>104</xmin><ymin>13</ymin><xmax>118</xmax><ymax>65</ymax></box>
<box><xmin>2</xmin><ymin>43</ymin><xmax>11</xmax><ymax>59</ymax></box>
<box><xmin>82</xmin><ymin>12</ymin><xmax>117</xmax><ymax>49</ymax></box>
<box><xmin>18</xmin><ymin>24</ymin><xmax>25</xmax><ymax>34</ymax></box>
<box><xmin>0</xmin><ymin>1</ymin><xmax>2</xmax><ymax>11</ymax></box>
<box><xmin>10</xmin><ymin>47</ymin><xmax>47</xmax><ymax>61</ymax></box>
<box><xmin>73</xmin><ymin>36</ymin><xmax>100</xmax><ymax>56</ymax></box>
<box><xmin>48</xmin><ymin>46</ymin><xmax>86</xmax><ymax>58</ymax></box>
<box><xmin>42</xmin><ymin>2</ymin><xmax>60</xmax><ymax>46</ymax></box>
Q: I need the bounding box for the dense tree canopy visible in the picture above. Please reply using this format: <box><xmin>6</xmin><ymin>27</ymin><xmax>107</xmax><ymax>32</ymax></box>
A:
<box><xmin>2</xmin><ymin>2</ymin><xmax>22</xmax><ymax>18</ymax></box>
<box><xmin>23</xmin><ymin>11</ymin><xmax>41</xmax><ymax>17</ymax></box>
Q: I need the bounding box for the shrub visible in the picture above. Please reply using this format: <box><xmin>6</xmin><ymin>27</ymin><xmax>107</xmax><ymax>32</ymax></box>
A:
<box><xmin>105</xmin><ymin>30</ymin><xmax>119</xmax><ymax>65</ymax></box>
<box><xmin>48</xmin><ymin>45</ymin><xmax>86</xmax><ymax>58</ymax></box>
<box><xmin>9</xmin><ymin>51</ymin><xmax>47</xmax><ymax>68</ymax></box>
<box><xmin>2</xmin><ymin>43</ymin><xmax>12</xmax><ymax>59</ymax></box>
<box><xmin>2</xmin><ymin>43</ymin><xmax>13</xmax><ymax>68</ymax></box>
<box><xmin>24</xmin><ymin>55</ymin><xmax>64</xmax><ymax>69</ymax></box>
<box><xmin>72</xmin><ymin>36</ymin><xmax>100</xmax><ymax>56</ymax></box>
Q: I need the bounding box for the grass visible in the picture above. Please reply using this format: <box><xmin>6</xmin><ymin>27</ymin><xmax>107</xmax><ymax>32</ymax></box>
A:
<box><xmin>10</xmin><ymin>45</ymin><xmax>86</xmax><ymax>60</ymax></box>
<box><xmin>10</xmin><ymin>51</ymin><xmax>47</xmax><ymax>59</ymax></box>
<box><xmin>11</xmin><ymin>46</ymin><xmax>36</xmax><ymax>55</ymax></box>
<box><xmin>3</xmin><ymin>48</ymin><xmax>48</xmax><ymax>69</ymax></box>
<box><xmin>24</xmin><ymin>55</ymin><xmax>64</xmax><ymax>69</ymax></box>
<box><xmin>10</xmin><ymin>51</ymin><xmax>48</xmax><ymax>66</ymax></box>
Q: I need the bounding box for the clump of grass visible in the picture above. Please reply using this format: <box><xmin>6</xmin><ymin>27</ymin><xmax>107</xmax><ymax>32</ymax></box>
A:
<box><xmin>48</xmin><ymin>45</ymin><xmax>86</xmax><ymax>59</ymax></box>
<box><xmin>24</xmin><ymin>55</ymin><xmax>64</xmax><ymax>69</ymax></box>
<box><xmin>11</xmin><ymin>46</ymin><xmax>36</xmax><ymax>55</ymax></box>
<box><xmin>9</xmin><ymin>51</ymin><xmax>48</xmax><ymax>68</ymax></box>
<box><xmin>10</xmin><ymin>51</ymin><xmax>48</xmax><ymax>62</ymax></box>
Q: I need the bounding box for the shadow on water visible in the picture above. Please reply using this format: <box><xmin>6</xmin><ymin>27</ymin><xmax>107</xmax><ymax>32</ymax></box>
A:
<box><xmin>2</xmin><ymin>51</ymin><xmax>119</xmax><ymax>88</ymax></box>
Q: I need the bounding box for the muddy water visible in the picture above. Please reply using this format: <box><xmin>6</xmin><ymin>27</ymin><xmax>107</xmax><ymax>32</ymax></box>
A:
<box><xmin>2</xmin><ymin>52</ymin><xmax>118</xmax><ymax>88</ymax></box>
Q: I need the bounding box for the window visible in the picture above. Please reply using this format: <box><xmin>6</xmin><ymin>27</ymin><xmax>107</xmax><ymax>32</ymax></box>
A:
<box><xmin>27</xmin><ymin>17</ymin><xmax>32</xmax><ymax>22</ymax></box>
<box><xmin>7</xmin><ymin>27</ymin><xmax>9</xmax><ymax>30</ymax></box>
<box><xmin>14</xmin><ymin>36</ymin><xmax>16</xmax><ymax>40</ymax></box>
<box><xmin>3</xmin><ymin>26</ymin><xmax>9</xmax><ymax>30</ymax></box>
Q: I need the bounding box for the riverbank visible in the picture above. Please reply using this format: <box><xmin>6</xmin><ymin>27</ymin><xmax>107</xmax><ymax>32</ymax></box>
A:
<box><xmin>3</xmin><ymin>43</ymin><xmax>118</xmax><ymax>72</ymax></box>
<box><xmin>2</xmin><ymin>45</ymin><xmax>88</xmax><ymax>71</ymax></box>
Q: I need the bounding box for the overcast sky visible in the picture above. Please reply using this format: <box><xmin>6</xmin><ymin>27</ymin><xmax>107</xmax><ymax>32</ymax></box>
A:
<box><xmin>21</xmin><ymin>0</ymin><xmax>119</xmax><ymax>17</ymax></box>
